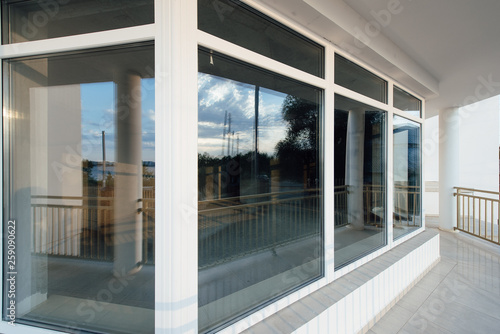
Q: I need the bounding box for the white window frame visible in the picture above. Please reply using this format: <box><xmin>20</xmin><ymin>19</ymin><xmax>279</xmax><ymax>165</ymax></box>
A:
<box><xmin>196</xmin><ymin>0</ymin><xmax>426</xmax><ymax>332</ymax></box>
<box><xmin>0</xmin><ymin>0</ymin><xmax>425</xmax><ymax>333</ymax></box>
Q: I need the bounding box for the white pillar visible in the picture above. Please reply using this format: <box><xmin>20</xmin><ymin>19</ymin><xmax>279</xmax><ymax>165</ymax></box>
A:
<box><xmin>439</xmin><ymin>107</ymin><xmax>459</xmax><ymax>231</ymax></box>
<box><xmin>346</xmin><ymin>109</ymin><xmax>365</xmax><ymax>230</ymax></box>
<box><xmin>114</xmin><ymin>72</ymin><xmax>143</xmax><ymax>275</ymax></box>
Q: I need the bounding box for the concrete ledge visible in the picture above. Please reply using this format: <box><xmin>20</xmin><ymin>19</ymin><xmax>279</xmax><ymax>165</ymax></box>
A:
<box><xmin>243</xmin><ymin>230</ymin><xmax>440</xmax><ymax>334</ymax></box>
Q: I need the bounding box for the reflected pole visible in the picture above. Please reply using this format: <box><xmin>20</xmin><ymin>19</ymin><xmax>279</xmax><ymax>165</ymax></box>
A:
<box><xmin>254</xmin><ymin>86</ymin><xmax>259</xmax><ymax>180</ymax></box>
<box><xmin>102</xmin><ymin>130</ymin><xmax>106</xmax><ymax>187</ymax></box>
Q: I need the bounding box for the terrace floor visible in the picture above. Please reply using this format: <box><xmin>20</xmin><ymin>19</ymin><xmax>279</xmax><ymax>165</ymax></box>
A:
<box><xmin>366</xmin><ymin>224</ymin><xmax>500</xmax><ymax>334</ymax></box>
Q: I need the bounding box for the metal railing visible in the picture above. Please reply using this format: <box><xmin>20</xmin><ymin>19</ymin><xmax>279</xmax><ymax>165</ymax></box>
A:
<box><xmin>198</xmin><ymin>189</ymin><xmax>321</xmax><ymax>268</ymax></box>
<box><xmin>32</xmin><ymin>184</ymin><xmax>423</xmax><ymax>266</ymax></box>
<box><xmin>31</xmin><ymin>187</ymin><xmax>155</xmax><ymax>263</ymax></box>
<box><xmin>454</xmin><ymin>187</ymin><xmax>499</xmax><ymax>245</ymax></box>
<box><xmin>334</xmin><ymin>184</ymin><xmax>421</xmax><ymax>227</ymax></box>
<box><xmin>334</xmin><ymin>185</ymin><xmax>349</xmax><ymax>227</ymax></box>
<box><xmin>394</xmin><ymin>185</ymin><xmax>421</xmax><ymax>226</ymax></box>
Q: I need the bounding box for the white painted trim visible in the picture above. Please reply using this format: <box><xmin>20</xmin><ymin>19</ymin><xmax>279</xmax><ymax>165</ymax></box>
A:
<box><xmin>333</xmin><ymin>84</ymin><xmax>389</xmax><ymax>111</ymax></box>
<box><xmin>387</xmin><ymin>99</ymin><xmax>395</xmax><ymax>245</ymax></box>
<box><xmin>0</xmin><ymin>0</ymin><xmax>431</xmax><ymax>332</ymax></box>
<box><xmin>0</xmin><ymin>24</ymin><xmax>155</xmax><ymax>59</ymax></box>
<box><xmin>154</xmin><ymin>0</ymin><xmax>170</xmax><ymax>332</ymax></box>
<box><xmin>155</xmin><ymin>0</ymin><xmax>198</xmax><ymax>332</ymax></box>
<box><xmin>421</xmin><ymin>99</ymin><xmax>426</xmax><ymax>230</ymax></box>
<box><xmin>197</xmin><ymin>30</ymin><xmax>327</xmax><ymax>90</ymax></box>
<box><xmin>392</xmin><ymin>108</ymin><xmax>423</xmax><ymax>124</ymax></box>
<box><xmin>0</xmin><ymin>46</ymin><xmax>4</xmax><ymax>330</ymax></box>
<box><xmin>295</xmin><ymin>231</ymin><xmax>439</xmax><ymax>334</ymax></box>
<box><xmin>324</xmin><ymin>43</ymin><xmax>336</xmax><ymax>282</ymax></box>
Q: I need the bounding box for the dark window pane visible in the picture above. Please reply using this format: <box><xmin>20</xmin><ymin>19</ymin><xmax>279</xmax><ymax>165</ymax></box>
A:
<box><xmin>198</xmin><ymin>0</ymin><xmax>324</xmax><ymax>78</ymax></box>
<box><xmin>2</xmin><ymin>0</ymin><xmax>154</xmax><ymax>44</ymax></box>
<box><xmin>394</xmin><ymin>86</ymin><xmax>421</xmax><ymax>117</ymax></box>
<box><xmin>334</xmin><ymin>94</ymin><xmax>386</xmax><ymax>268</ymax></box>
<box><xmin>198</xmin><ymin>48</ymin><xmax>323</xmax><ymax>332</ymax></box>
<box><xmin>3</xmin><ymin>44</ymin><xmax>155</xmax><ymax>333</ymax></box>
<box><xmin>335</xmin><ymin>54</ymin><xmax>388</xmax><ymax>103</ymax></box>
<box><xmin>393</xmin><ymin>115</ymin><xmax>421</xmax><ymax>239</ymax></box>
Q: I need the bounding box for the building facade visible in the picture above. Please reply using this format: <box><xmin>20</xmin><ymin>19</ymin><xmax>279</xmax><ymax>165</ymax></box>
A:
<box><xmin>0</xmin><ymin>0</ymin><xmax>456</xmax><ymax>333</ymax></box>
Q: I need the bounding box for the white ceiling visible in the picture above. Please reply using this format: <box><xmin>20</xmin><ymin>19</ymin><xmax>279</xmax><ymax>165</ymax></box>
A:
<box><xmin>257</xmin><ymin>0</ymin><xmax>500</xmax><ymax>117</ymax></box>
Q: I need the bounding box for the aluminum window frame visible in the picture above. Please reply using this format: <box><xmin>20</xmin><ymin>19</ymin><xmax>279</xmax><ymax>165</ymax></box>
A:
<box><xmin>0</xmin><ymin>0</ymin><xmax>426</xmax><ymax>333</ymax></box>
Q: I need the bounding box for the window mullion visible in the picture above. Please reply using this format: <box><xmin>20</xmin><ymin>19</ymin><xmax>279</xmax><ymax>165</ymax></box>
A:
<box><xmin>0</xmin><ymin>24</ymin><xmax>155</xmax><ymax>60</ymax></box>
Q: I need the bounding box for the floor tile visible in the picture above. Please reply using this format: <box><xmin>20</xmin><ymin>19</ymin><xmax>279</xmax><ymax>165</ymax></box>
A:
<box><xmin>370</xmin><ymin>305</ymin><xmax>413</xmax><ymax>334</ymax></box>
<box><xmin>369</xmin><ymin>227</ymin><xmax>500</xmax><ymax>334</ymax></box>
<box><xmin>396</xmin><ymin>286</ymin><xmax>432</xmax><ymax>313</ymax></box>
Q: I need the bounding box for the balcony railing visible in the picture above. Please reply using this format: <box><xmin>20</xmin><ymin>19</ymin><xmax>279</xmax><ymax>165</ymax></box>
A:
<box><xmin>31</xmin><ymin>184</ymin><xmax>422</xmax><ymax>266</ymax></box>
<box><xmin>198</xmin><ymin>189</ymin><xmax>321</xmax><ymax>268</ymax></box>
<box><xmin>31</xmin><ymin>187</ymin><xmax>155</xmax><ymax>263</ymax></box>
<box><xmin>454</xmin><ymin>187</ymin><xmax>500</xmax><ymax>244</ymax></box>
<box><xmin>334</xmin><ymin>184</ymin><xmax>420</xmax><ymax>227</ymax></box>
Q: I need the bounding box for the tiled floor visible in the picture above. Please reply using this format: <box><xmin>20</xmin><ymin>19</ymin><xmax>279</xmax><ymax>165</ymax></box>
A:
<box><xmin>367</xmin><ymin>227</ymin><xmax>500</xmax><ymax>334</ymax></box>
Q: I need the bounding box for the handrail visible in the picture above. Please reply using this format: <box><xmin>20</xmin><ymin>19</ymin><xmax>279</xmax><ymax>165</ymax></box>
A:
<box><xmin>199</xmin><ymin>188</ymin><xmax>319</xmax><ymax>205</ymax></box>
<box><xmin>454</xmin><ymin>187</ymin><xmax>500</xmax><ymax>196</ymax></box>
<box><xmin>199</xmin><ymin>194</ymin><xmax>320</xmax><ymax>214</ymax></box>
<box><xmin>454</xmin><ymin>186</ymin><xmax>499</xmax><ymax>245</ymax></box>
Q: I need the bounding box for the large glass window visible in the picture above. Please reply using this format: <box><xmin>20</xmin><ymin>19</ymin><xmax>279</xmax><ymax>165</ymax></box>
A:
<box><xmin>3</xmin><ymin>44</ymin><xmax>155</xmax><ymax>333</ymax></box>
<box><xmin>198</xmin><ymin>48</ymin><xmax>323</xmax><ymax>332</ymax></box>
<box><xmin>198</xmin><ymin>0</ymin><xmax>324</xmax><ymax>78</ymax></box>
<box><xmin>334</xmin><ymin>95</ymin><xmax>386</xmax><ymax>268</ymax></box>
<box><xmin>335</xmin><ymin>54</ymin><xmax>387</xmax><ymax>103</ymax></box>
<box><xmin>393</xmin><ymin>86</ymin><xmax>422</xmax><ymax>118</ymax></box>
<box><xmin>393</xmin><ymin>116</ymin><xmax>421</xmax><ymax>239</ymax></box>
<box><xmin>2</xmin><ymin>0</ymin><xmax>154</xmax><ymax>44</ymax></box>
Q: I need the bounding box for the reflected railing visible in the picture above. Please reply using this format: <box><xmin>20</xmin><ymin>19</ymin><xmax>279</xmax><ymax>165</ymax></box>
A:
<box><xmin>394</xmin><ymin>185</ymin><xmax>421</xmax><ymax>226</ymax></box>
<box><xmin>198</xmin><ymin>189</ymin><xmax>321</xmax><ymax>268</ymax></box>
<box><xmin>31</xmin><ymin>187</ymin><xmax>155</xmax><ymax>263</ymax></box>
<box><xmin>454</xmin><ymin>187</ymin><xmax>500</xmax><ymax>244</ymax></box>
<box><xmin>31</xmin><ymin>187</ymin><xmax>321</xmax><ymax>268</ymax></box>
<box><xmin>32</xmin><ymin>185</ymin><xmax>421</xmax><ymax>265</ymax></box>
<box><xmin>334</xmin><ymin>184</ymin><xmax>421</xmax><ymax>227</ymax></box>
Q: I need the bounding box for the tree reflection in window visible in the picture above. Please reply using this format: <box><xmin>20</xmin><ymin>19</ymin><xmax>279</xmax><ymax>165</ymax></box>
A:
<box><xmin>197</xmin><ymin>49</ymin><xmax>323</xmax><ymax>333</ymax></box>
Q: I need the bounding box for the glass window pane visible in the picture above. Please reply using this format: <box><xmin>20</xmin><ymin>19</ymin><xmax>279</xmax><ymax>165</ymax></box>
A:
<box><xmin>334</xmin><ymin>94</ymin><xmax>386</xmax><ymax>268</ymax></box>
<box><xmin>394</xmin><ymin>86</ymin><xmax>422</xmax><ymax>117</ymax></box>
<box><xmin>198</xmin><ymin>0</ymin><xmax>324</xmax><ymax>78</ymax></box>
<box><xmin>198</xmin><ymin>48</ymin><xmax>323</xmax><ymax>332</ymax></box>
<box><xmin>2</xmin><ymin>0</ymin><xmax>154</xmax><ymax>44</ymax></box>
<box><xmin>3</xmin><ymin>44</ymin><xmax>155</xmax><ymax>333</ymax></box>
<box><xmin>335</xmin><ymin>54</ymin><xmax>388</xmax><ymax>103</ymax></box>
<box><xmin>393</xmin><ymin>115</ymin><xmax>421</xmax><ymax>239</ymax></box>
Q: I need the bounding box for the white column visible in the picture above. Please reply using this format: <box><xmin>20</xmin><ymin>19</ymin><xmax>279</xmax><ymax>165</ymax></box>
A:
<box><xmin>346</xmin><ymin>109</ymin><xmax>365</xmax><ymax>230</ymax></box>
<box><xmin>155</xmin><ymin>0</ymin><xmax>198</xmax><ymax>332</ymax></box>
<box><xmin>439</xmin><ymin>107</ymin><xmax>459</xmax><ymax>231</ymax></box>
<box><xmin>114</xmin><ymin>72</ymin><xmax>143</xmax><ymax>275</ymax></box>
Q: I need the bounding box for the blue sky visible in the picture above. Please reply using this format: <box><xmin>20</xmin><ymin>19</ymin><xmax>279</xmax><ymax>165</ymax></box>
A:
<box><xmin>80</xmin><ymin>78</ymin><xmax>155</xmax><ymax>162</ymax></box>
<box><xmin>198</xmin><ymin>73</ymin><xmax>289</xmax><ymax>157</ymax></box>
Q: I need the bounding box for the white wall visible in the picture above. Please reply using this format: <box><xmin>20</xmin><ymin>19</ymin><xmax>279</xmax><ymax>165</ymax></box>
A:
<box><xmin>424</xmin><ymin>95</ymin><xmax>500</xmax><ymax>216</ymax></box>
<box><xmin>459</xmin><ymin>96</ymin><xmax>500</xmax><ymax>192</ymax></box>
<box><xmin>423</xmin><ymin>115</ymin><xmax>440</xmax><ymax>216</ymax></box>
